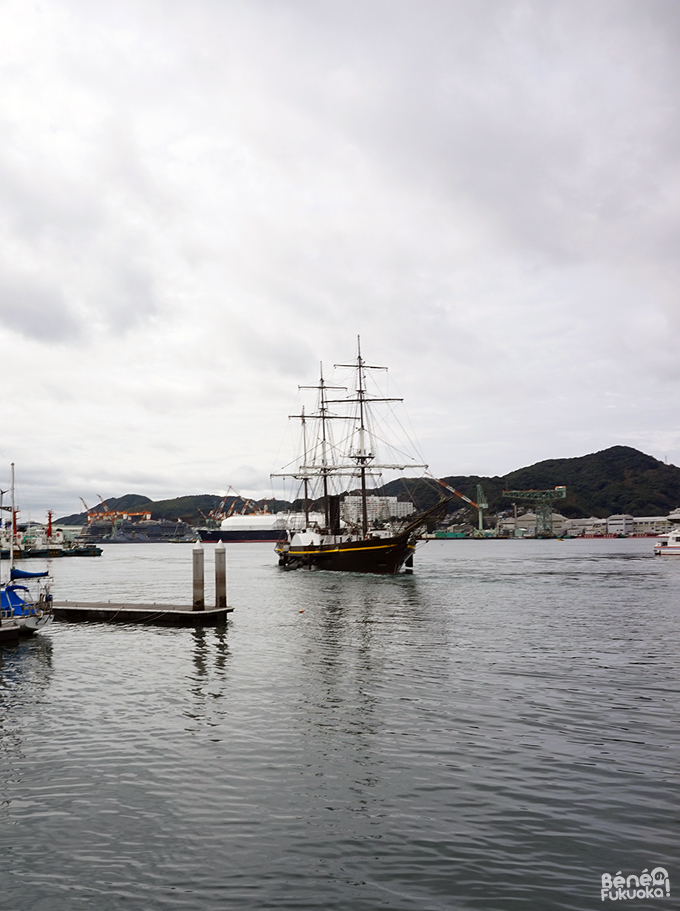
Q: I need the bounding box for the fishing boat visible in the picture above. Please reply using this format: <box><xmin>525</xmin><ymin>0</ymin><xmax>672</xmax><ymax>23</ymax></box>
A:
<box><xmin>271</xmin><ymin>339</ymin><xmax>449</xmax><ymax>574</ymax></box>
<box><xmin>0</xmin><ymin>464</ymin><xmax>54</xmax><ymax>634</ymax></box>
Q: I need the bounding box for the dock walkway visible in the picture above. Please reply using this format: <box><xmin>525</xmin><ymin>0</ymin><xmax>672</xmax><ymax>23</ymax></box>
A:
<box><xmin>53</xmin><ymin>601</ymin><xmax>232</xmax><ymax>626</ymax></box>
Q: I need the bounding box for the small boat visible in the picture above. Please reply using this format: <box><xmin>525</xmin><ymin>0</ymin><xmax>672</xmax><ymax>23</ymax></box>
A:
<box><xmin>0</xmin><ymin>568</ymin><xmax>54</xmax><ymax>634</ymax></box>
<box><xmin>271</xmin><ymin>338</ymin><xmax>449</xmax><ymax>574</ymax></box>
<box><xmin>653</xmin><ymin>527</ymin><xmax>680</xmax><ymax>555</ymax></box>
<box><xmin>0</xmin><ymin>464</ymin><xmax>54</xmax><ymax>634</ymax></box>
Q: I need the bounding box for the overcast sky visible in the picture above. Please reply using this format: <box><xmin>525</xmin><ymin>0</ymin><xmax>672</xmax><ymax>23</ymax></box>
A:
<box><xmin>1</xmin><ymin>0</ymin><xmax>679</xmax><ymax>517</ymax></box>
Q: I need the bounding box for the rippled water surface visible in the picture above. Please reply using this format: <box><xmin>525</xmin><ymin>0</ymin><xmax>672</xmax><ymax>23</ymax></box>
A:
<box><xmin>1</xmin><ymin>539</ymin><xmax>678</xmax><ymax>910</ymax></box>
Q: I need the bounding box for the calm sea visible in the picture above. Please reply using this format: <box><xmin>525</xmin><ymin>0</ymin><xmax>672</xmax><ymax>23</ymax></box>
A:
<box><xmin>1</xmin><ymin>539</ymin><xmax>677</xmax><ymax>910</ymax></box>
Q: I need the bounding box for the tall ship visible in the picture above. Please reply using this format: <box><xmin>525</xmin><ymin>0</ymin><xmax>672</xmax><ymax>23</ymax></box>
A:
<box><xmin>271</xmin><ymin>338</ymin><xmax>449</xmax><ymax>574</ymax></box>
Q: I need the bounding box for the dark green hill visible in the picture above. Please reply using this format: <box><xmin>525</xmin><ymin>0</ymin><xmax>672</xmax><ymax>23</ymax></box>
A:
<box><xmin>501</xmin><ymin>446</ymin><xmax>680</xmax><ymax>517</ymax></box>
<box><xmin>381</xmin><ymin>446</ymin><xmax>680</xmax><ymax>518</ymax></box>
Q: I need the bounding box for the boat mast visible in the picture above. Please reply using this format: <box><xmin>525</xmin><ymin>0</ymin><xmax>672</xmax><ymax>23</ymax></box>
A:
<box><xmin>10</xmin><ymin>463</ymin><xmax>15</xmax><ymax>574</ymax></box>
<box><xmin>334</xmin><ymin>336</ymin><xmax>411</xmax><ymax>538</ymax></box>
<box><xmin>319</xmin><ymin>364</ymin><xmax>330</xmax><ymax>529</ymax></box>
<box><xmin>295</xmin><ymin>364</ymin><xmax>345</xmax><ymax>531</ymax></box>
<box><xmin>300</xmin><ymin>405</ymin><xmax>310</xmax><ymax>527</ymax></box>
<box><xmin>356</xmin><ymin>339</ymin><xmax>370</xmax><ymax>537</ymax></box>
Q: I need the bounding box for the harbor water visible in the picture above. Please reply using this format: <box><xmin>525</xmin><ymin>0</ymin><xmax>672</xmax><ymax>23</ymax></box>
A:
<box><xmin>1</xmin><ymin>539</ymin><xmax>677</xmax><ymax>910</ymax></box>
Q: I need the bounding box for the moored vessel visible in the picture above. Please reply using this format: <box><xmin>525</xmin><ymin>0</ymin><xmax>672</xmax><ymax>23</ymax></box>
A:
<box><xmin>653</xmin><ymin>528</ymin><xmax>680</xmax><ymax>555</ymax></box>
<box><xmin>653</xmin><ymin>508</ymin><xmax>680</xmax><ymax>555</ymax></box>
<box><xmin>1</xmin><ymin>567</ymin><xmax>53</xmax><ymax>634</ymax></box>
<box><xmin>0</xmin><ymin>464</ymin><xmax>53</xmax><ymax>634</ymax></box>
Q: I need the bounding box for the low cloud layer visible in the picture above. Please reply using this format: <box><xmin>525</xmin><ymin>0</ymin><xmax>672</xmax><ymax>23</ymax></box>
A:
<box><xmin>0</xmin><ymin>0</ymin><xmax>679</xmax><ymax>515</ymax></box>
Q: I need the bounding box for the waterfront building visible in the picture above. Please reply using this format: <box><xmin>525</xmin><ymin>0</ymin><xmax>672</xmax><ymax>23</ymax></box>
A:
<box><xmin>341</xmin><ymin>496</ymin><xmax>415</xmax><ymax>525</ymax></box>
<box><xmin>606</xmin><ymin>514</ymin><xmax>635</xmax><ymax>536</ymax></box>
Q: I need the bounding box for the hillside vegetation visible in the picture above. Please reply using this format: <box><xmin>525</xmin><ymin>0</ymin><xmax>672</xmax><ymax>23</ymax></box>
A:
<box><xmin>56</xmin><ymin>446</ymin><xmax>680</xmax><ymax>525</ymax></box>
<box><xmin>383</xmin><ymin>446</ymin><xmax>680</xmax><ymax>518</ymax></box>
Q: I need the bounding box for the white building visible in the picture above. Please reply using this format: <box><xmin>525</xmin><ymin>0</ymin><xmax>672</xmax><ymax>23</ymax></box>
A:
<box><xmin>567</xmin><ymin>517</ymin><xmax>607</xmax><ymax>536</ymax></box>
<box><xmin>497</xmin><ymin>512</ymin><xmax>569</xmax><ymax>537</ymax></box>
<box><xmin>606</xmin><ymin>514</ymin><xmax>635</xmax><ymax>535</ymax></box>
<box><xmin>632</xmin><ymin>516</ymin><xmax>671</xmax><ymax>535</ymax></box>
<box><xmin>342</xmin><ymin>496</ymin><xmax>415</xmax><ymax>524</ymax></box>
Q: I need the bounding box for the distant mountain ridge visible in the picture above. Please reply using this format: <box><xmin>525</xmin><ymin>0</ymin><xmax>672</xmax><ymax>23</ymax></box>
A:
<box><xmin>56</xmin><ymin>446</ymin><xmax>680</xmax><ymax>525</ymax></box>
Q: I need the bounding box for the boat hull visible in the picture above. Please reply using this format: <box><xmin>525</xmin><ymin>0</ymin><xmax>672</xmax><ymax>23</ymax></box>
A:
<box><xmin>0</xmin><ymin>619</ymin><xmax>20</xmax><ymax>642</ymax></box>
<box><xmin>198</xmin><ymin>528</ymin><xmax>285</xmax><ymax>543</ymax></box>
<box><xmin>277</xmin><ymin>535</ymin><xmax>415</xmax><ymax>574</ymax></box>
<box><xmin>17</xmin><ymin>611</ymin><xmax>53</xmax><ymax>634</ymax></box>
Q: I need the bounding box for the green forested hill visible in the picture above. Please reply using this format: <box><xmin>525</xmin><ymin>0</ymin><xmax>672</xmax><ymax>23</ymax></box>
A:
<box><xmin>56</xmin><ymin>446</ymin><xmax>680</xmax><ymax>525</ymax></box>
<box><xmin>381</xmin><ymin>446</ymin><xmax>680</xmax><ymax>518</ymax></box>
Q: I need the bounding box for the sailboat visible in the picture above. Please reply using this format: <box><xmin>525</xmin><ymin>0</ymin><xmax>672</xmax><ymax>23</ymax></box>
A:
<box><xmin>0</xmin><ymin>464</ymin><xmax>54</xmax><ymax>634</ymax></box>
<box><xmin>272</xmin><ymin>339</ymin><xmax>450</xmax><ymax>574</ymax></box>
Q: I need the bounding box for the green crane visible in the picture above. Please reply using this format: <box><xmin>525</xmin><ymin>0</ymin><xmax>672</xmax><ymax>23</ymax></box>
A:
<box><xmin>501</xmin><ymin>486</ymin><xmax>567</xmax><ymax>537</ymax></box>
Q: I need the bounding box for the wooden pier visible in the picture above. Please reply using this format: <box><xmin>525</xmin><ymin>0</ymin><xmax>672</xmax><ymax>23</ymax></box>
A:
<box><xmin>53</xmin><ymin>601</ymin><xmax>232</xmax><ymax>627</ymax></box>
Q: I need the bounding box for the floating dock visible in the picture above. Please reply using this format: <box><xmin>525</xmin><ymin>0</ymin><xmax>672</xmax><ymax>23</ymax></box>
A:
<box><xmin>53</xmin><ymin>601</ymin><xmax>232</xmax><ymax>627</ymax></box>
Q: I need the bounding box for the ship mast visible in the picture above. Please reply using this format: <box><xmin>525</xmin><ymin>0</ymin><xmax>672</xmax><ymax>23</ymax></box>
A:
<box><xmin>335</xmin><ymin>336</ymin><xmax>405</xmax><ymax>538</ymax></box>
<box><xmin>275</xmin><ymin>366</ymin><xmax>346</xmax><ymax>529</ymax></box>
<box><xmin>300</xmin><ymin>405</ymin><xmax>309</xmax><ymax>527</ymax></box>
<box><xmin>318</xmin><ymin>366</ymin><xmax>330</xmax><ymax>528</ymax></box>
<box><xmin>9</xmin><ymin>463</ymin><xmax>15</xmax><ymax>573</ymax></box>
<box><xmin>356</xmin><ymin>340</ymin><xmax>370</xmax><ymax>537</ymax></box>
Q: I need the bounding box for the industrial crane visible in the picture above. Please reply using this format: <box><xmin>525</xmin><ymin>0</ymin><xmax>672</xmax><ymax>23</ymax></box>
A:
<box><xmin>502</xmin><ymin>486</ymin><xmax>567</xmax><ymax>537</ymax></box>
<box><xmin>427</xmin><ymin>474</ymin><xmax>488</xmax><ymax>534</ymax></box>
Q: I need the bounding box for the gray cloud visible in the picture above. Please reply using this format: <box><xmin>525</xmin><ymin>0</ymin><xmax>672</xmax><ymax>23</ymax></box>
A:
<box><xmin>0</xmin><ymin>272</ymin><xmax>81</xmax><ymax>341</ymax></box>
<box><xmin>0</xmin><ymin>0</ymin><xmax>679</xmax><ymax>512</ymax></box>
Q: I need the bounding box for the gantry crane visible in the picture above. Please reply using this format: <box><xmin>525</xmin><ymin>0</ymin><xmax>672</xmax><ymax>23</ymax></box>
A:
<box><xmin>501</xmin><ymin>486</ymin><xmax>567</xmax><ymax>537</ymax></box>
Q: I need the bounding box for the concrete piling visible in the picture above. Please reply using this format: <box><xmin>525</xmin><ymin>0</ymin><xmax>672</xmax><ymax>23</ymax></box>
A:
<box><xmin>215</xmin><ymin>540</ymin><xmax>227</xmax><ymax>608</ymax></box>
<box><xmin>192</xmin><ymin>541</ymin><xmax>205</xmax><ymax>610</ymax></box>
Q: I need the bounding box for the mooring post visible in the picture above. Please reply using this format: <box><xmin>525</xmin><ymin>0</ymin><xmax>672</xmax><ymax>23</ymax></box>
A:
<box><xmin>192</xmin><ymin>540</ymin><xmax>205</xmax><ymax>610</ymax></box>
<box><xmin>215</xmin><ymin>540</ymin><xmax>227</xmax><ymax>608</ymax></box>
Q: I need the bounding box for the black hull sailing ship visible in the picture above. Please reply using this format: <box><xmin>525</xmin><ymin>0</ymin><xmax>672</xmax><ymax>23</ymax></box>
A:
<box><xmin>272</xmin><ymin>339</ymin><xmax>449</xmax><ymax>575</ymax></box>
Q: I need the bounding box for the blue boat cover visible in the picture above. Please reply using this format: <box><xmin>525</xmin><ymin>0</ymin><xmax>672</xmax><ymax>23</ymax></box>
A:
<box><xmin>10</xmin><ymin>568</ymin><xmax>48</xmax><ymax>580</ymax></box>
<box><xmin>1</xmin><ymin>585</ymin><xmax>28</xmax><ymax>612</ymax></box>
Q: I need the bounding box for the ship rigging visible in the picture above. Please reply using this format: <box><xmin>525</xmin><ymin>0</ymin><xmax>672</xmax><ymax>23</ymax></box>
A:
<box><xmin>271</xmin><ymin>338</ymin><xmax>450</xmax><ymax>574</ymax></box>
